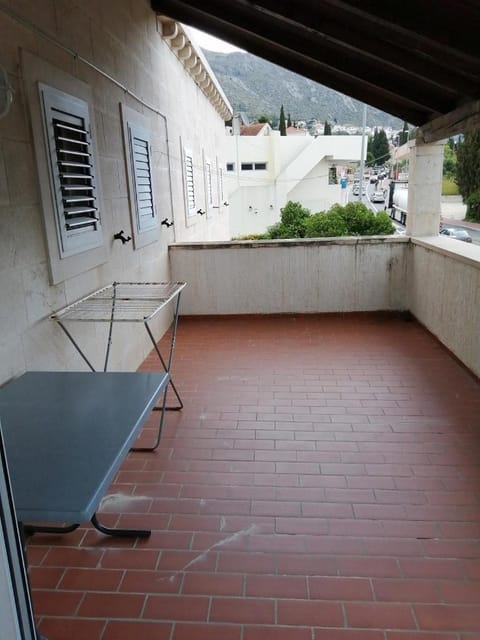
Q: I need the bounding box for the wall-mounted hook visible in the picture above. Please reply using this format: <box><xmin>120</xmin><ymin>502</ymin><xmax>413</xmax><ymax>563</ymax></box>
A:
<box><xmin>113</xmin><ymin>230</ymin><xmax>131</xmax><ymax>244</ymax></box>
<box><xmin>197</xmin><ymin>209</ymin><xmax>206</xmax><ymax>215</ymax></box>
<box><xmin>161</xmin><ymin>218</ymin><xmax>174</xmax><ymax>228</ymax></box>
<box><xmin>248</xmin><ymin>205</ymin><xmax>253</xmax><ymax>211</ymax></box>
<box><xmin>223</xmin><ymin>201</ymin><xmax>229</xmax><ymax>206</ymax></box>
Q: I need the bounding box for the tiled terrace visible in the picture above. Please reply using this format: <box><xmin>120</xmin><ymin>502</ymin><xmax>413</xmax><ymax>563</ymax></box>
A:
<box><xmin>29</xmin><ymin>313</ymin><xmax>480</xmax><ymax>640</ymax></box>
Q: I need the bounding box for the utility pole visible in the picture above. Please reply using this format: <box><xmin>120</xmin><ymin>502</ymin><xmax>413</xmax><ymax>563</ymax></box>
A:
<box><xmin>358</xmin><ymin>104</ymin><xmax>367</xmax><ymax>201</ymax></box>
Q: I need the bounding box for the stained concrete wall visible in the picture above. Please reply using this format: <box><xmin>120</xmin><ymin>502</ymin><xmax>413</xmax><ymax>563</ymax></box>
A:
<box><xmin>410</xmin><ymin>238</ymin><xmax>480</xmax><ymax>378</ymax></box>
<box><xmin>169</xmin><ymin>237</ymin><xmax>409</xmax><ymax>315</ymax></box>
<box><xmin>0</xmin><ymin>1</ymin><xmax>229</xmax><ymax>383</ymax></box>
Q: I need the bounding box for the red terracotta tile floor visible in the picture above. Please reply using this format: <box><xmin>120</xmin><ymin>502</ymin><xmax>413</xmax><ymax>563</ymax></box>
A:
<box><xmin>28</xmin><ymin>314</ymin><xmax>480</xmax><ymax>640</ymax></box>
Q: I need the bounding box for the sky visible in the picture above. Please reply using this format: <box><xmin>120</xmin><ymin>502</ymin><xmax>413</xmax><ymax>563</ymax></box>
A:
<box><xmin>190</xmin><ymin>28</ymin><xmax>242</xmax><ymax>53</ymax></box>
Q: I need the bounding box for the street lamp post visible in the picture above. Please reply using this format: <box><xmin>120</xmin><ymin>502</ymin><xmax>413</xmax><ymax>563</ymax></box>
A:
<box><xmin>358</xmin><ymin>104</ymin><xmax>367</xmax><ymax>201</ymax></box>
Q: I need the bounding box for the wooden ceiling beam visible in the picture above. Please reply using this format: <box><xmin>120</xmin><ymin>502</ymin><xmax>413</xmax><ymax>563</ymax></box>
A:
<box><xmin>255</xmin><ymin>0</ymin><xmax>480</xmax><ymax>81</ymax></box>
<box><xmin>153</xmin><ymin>0</ymin><xmax>449</xmax><ymax>121</ymax></box>
<box><xmin>335</xmin><ymin>0</ymin><xmax>480</xmax><ymax>62</ymax></box>
<box><xmin>420</xmin><ymin>99</ymin><xmax>480</xmax><ymax>143</ymax></box>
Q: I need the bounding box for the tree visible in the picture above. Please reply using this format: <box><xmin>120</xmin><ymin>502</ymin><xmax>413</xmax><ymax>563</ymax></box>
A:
<box><xmin>287</xmin><ymin>112</ymin><xmax>292</xmax><ymax>127</ymax></box>
<box><xmin>443</xmin><ymin>144</ymin><xmax>457</xmax><ymax>178</ymax></box>
<box><xmin>456</xmin><ymin>129</ymin><xmax>480</xmax><ymax>219</ymax></box>
<box><xmin>456</xmin><ymin>129</ymin><xmax>480</xmax><ymax>199</ymax></box>
<box><xmin>368</xmin><ymin>128</ymin><xmax>390</xmax><ymax>166</ymax></box>
<box><xmin>279</xmin><ymin>105</ymin><xmax>287</xmax><ymax>136</ymax></box>
<box><xmin>324</xmin><ymin>119</ymin><xmax>332</xmax><ymax>135</ymax></box>
<box><xmin>257</xmin><ymin>114</ymin><xmax>271</xmax><ymax>124</ymax></box>
<box><xmin>398</xmin><ymin>121</ymin><xmax>409</xmax><ymax>145</ymax></box>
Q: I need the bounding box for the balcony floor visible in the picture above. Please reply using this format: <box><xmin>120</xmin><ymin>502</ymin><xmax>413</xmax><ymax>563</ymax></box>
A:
<box><xmin>29</xmin><ymin>313</ymin><xmax>480</xmax><ymax>640</ymax></box>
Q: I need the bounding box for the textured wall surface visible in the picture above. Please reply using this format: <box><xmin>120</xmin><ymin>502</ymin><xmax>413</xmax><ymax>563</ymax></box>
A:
<box><xmin>0</xmin><ymin>0</ymin><xmax>229</xmax><ymax>383</ymax></box>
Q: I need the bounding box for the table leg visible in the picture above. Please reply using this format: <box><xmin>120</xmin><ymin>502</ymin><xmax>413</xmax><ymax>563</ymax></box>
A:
<box><xmin>23</xmin><ymin>523</ymin><xmax>80</xmax><ymax>535</ymax></box>
<box><xmin>90</xmin><ymin>514</ymin><xmax>150</xmax><ymax>537</ymax></box>
<box><xmin>131</xmin><ymin>375</ymin><xmax>169</xmax><ymax>452</ymax></box>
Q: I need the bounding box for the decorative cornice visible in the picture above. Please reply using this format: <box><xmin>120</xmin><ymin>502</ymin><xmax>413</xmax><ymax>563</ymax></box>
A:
<box><xmin>158</xmin><ymin>17</ymin><xmax>232</xmax><ymax>121</ymax></box>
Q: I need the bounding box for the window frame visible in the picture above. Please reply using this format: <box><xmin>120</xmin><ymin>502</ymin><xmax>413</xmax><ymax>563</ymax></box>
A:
<box><xmin>23</xmin><ymin>51</ymin><xmax>107</xmax><ymax>285</ymax></box>
<box><xmin>39</xmin><ymin>83</ymin><xmax>103</xmax><ymax>258</ymax></box>
<box><xmin>183</xmin><ymin>146</ymin><xmax>197</xmax><ymax>218</ymax></box>
<box><xmin>217</xmin><ymin>162</ymin><xmax>225</xmax><ymax>209</ymax></box>
<box><xmin>204</xmin><ymin>153</ymin><xmax>214</xmax><ymax>215</ymax></box>
<box><xmin>120</xmin><ymin>104</ymin><xmax>160</xmax><ymax>249</ymax></box>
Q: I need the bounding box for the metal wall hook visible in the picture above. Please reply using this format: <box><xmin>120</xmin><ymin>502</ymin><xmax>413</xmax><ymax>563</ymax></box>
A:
<box><xmin>197</xmin><ymin>209</ymin><xmax>206</xmax><ymax>215</ymax></box>
<box><xmin>113</xmin><ymin>230</ymin><xmax>132</xmax><ymax>244</ymax></box>
<box><xmin>161</xmin><ymin>218</ymin><xmax>174</xmax><ymax>227</ymax></box>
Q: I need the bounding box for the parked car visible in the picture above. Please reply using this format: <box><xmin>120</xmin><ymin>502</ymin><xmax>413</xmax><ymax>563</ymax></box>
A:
<box><xmin>372</xmin><ymin>190</ymin><xmax>385</xmax><ymax>203</ymax></box>
<box><xmin>353</xmin><ymin>185</ymin><xmax>366</xmax><ymax>196</ymax></box>
<box><xmin>440</xmin><ymin>227</ymin><xmax>473</xmax><ymax>243</ymax></box>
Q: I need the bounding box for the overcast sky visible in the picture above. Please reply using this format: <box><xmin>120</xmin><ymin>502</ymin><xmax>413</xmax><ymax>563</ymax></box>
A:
<box><xmin>190</xmin><ymin>28</ymin><xmax>242</xmax><ymax>53</ymax></box>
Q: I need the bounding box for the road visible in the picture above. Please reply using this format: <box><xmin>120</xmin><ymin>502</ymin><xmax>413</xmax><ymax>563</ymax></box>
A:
<box><xmin>441</xmin><ymin>221</ymin><xmax>480</xmax><ymax>245</ymax></box>
<box><xmin>348</xmin><ymin>182</ymin><xmax>480</xmax><ymax>243</ymax></box>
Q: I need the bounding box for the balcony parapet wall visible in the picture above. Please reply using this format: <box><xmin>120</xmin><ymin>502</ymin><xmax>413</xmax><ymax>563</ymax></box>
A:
<box><xmin>170</xmin><ymin>236</ymin><xmax>410</xmax><ymax>315</ymax></box>
<box><xmin>169</xmin><ymin>235</ymin><xmax>480</xmax><ymax>379</ymax></box>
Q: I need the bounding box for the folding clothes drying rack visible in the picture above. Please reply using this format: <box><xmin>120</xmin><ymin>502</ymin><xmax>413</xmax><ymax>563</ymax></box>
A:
<box><xmin>51</xmin><ymin>281</ymin><xmax>186</xmax><ymax>451</ymax></box>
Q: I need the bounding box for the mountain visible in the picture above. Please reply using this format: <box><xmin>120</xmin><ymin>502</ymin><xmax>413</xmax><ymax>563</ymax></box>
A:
<box><xmin>203</xmin><ymin>50</ymin><xmax>402</xmax><ymax>130</ymax></box>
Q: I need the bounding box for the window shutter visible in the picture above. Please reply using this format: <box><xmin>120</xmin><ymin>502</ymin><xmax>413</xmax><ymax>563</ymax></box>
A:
<box><xmin>184</xmin><ymin>149</ymin><xmax>196</xmax><ymax>216</ymax></box>
<box><xmin>128</xmin><ymin>123</ymin><xmax>156</xmax><ymax>233</ymax></box>
<box><xmin>205</xmin><ymin>159</ymin><xmax>213</xmax><ymax>209</ymax></box>
<box><xmin>218</xmin><ymin>166</ymin><xmax>224</xmax><ymax>203</ymax></box>
<box><xmin>40</xmin><ymin>84</ymin><xmax>103</xmax><ymax>257</ymax></box>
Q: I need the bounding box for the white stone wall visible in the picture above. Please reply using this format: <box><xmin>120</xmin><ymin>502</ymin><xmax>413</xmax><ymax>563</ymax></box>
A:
<box><xmin>169</xmin><ymin>237</ymin><xmax>409</xmax><ymax>314</ymax></box>
<box><xmin>0</xmin><ymin>1</ymin><xmax>229</xmax><ymax>383</ymax></box>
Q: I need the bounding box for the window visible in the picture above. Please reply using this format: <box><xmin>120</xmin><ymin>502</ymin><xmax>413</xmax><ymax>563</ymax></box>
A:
<box><xmin>128</xmin><ymin>123</ymin><xmax>156</xmax><ymax>233</ymax></box>
<box><xmin>328</xmin><ymin>165</ymin><xmax>338</xmax><ymax>184</ymax></box>
<box><xmin>40</xmin><ymin>84</ymin><xmax>103</xmax><ymax>258</ymax></box>
<box><xmin>183</xmin><ymin>148</ymin><xmax>196</xmax><ymax>217</ymax></box>
<box><xmin>241</xmin><ymin>162</ymin><xmax>268</xmax><ymax>171</ymax></box>
<box><xmin>204</xmin><ymin>156</ymin><xmax>213</xmax><ymax>211</ymax></box>
<box><xmin>226</xmin><ymin>162</ymin><xmax>235</xmax><ymax>172</ymax></box>
<box><xmin>218</xmin><ymin>166</ymin><xmax>224</xmax><ymax>205</ymax></box>
<box><xmin>23</xmin><ymin>50</ymin><xmax>107</xmax><ymax>284</ymax></box>
<box><xmin>121</xmin><ymin>104</ymin><xmax>161</xmax><ymax>248</ymax></box>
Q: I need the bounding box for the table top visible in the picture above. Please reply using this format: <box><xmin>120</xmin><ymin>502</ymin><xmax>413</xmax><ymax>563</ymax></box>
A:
<box><xmin>0</xmin><ymin>371</ymin><xmax>168</xmax><ymax>522</ymax></box>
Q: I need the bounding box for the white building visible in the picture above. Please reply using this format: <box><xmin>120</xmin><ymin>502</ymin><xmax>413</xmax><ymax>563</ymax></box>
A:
<box><xmin>225</xmin><ymin>122</ymin><xmax>363</xmax><ymax>237</ymax></box>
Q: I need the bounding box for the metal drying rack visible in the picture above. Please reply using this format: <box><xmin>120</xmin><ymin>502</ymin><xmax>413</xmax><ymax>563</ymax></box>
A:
<box><xmin>51</xmin><ymin>282</ymin><xmax>186</xmax><ymax>451</ymax></box>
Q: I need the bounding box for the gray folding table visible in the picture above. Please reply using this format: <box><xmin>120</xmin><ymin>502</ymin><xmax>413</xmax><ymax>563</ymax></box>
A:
<box><xmin>0</xmin><ymin>371</ymin><xmax>169</xmax><ymax>537</ymax></box>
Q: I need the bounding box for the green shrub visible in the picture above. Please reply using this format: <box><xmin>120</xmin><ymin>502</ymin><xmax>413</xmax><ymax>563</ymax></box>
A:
<box><xmin>267</xmin><ymin>200</ymin><xmax>311</xmax><ymax>238</ymax></box>
<box><xmin>305</xmin><ymin>202</ymin><xmax>395</xmax><ymax>238</ymax></box>
<box><xmin>369</xmin><ymin>211</ymin><xmax>397</xmax><ymax>234</ymax></box>
<box><xmin>305</xmin><ymin>210</ymin><xmax>348</xmax><ymax>237</ymax></box>
<box><xmin>466</xmin><ymin>189</ymin><xmax>480</xmax><ymax>221</ymax></box>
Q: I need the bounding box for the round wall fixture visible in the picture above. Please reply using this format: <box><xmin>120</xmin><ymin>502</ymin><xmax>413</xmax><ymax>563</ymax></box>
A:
<box><xmin>0</xmin><ymin>66</ymin><xmax>13</xmax><ymax>119</ymax></box>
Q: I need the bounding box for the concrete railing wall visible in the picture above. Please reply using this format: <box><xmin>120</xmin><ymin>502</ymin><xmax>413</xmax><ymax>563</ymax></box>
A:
<box><xmin>170</xmin><ymin>236</ymin><xmax>480</xmax><ymax>379</ymax></box>
<box><xmin>410</xmin><ymin>238</ymin><xmax>480</xmax><ymax>378</ymax></box>
<box><xmin>169</xmin><ymin>237</ymin><xmax>410</xmax><ymax>315</ymax></box>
